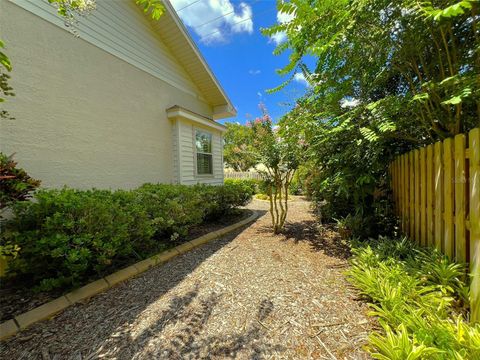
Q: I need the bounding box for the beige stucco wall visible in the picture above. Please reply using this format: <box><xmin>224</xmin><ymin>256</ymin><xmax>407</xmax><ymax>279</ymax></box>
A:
<box><xmin>0</xmin><ymin>0</ymin><xmax>216</xmax><ymax>189</ymax></box>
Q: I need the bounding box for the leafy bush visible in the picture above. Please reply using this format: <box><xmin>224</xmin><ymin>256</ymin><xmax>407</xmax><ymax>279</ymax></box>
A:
<box><xmin>347</xmin><ymin>237</ymin><xmax>478</xmax><ymax>359</ymax></box>
<box><xmin>2</xmin><ymin>189</ymin><xmax>148</xmax><ymax>290</ymax></box>
<box><xmin>255</xmin><ymin>193</ymin><xmax>270</xmax><ymax>201</ymax></box>
<box><xmin>1</xmin><ymin>182</ymin><xmax>253</xmax><ymax>291</ymax></box>
<box><xmin>137</xmin><ymin>183</ymin><xmax>204</xmax><ymax>237</ymax></box>
<box><xmin>223</xmin><ymin>179</ymin><xmax>256</xmax><ymax>203</ymax></box>
<box><xmin>263</xmin><ymin>0</ymin><xmax>479</xmax><ymax>240</ymax></box>
<box><xmin>0</xmin><ymin>153</ymin><xmax>40</xmax><ymax>210</ymax></box>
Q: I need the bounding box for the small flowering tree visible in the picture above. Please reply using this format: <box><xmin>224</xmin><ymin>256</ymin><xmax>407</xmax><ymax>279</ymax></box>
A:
<box><xmin>224</xmin><ymin>123</ymin><xmax>257</xmax><ymax>171</ymax></box>
<box><xmin>248</xmin><ymin>105</ymin><xmax>302</xmax><ymax>234</ymax></box>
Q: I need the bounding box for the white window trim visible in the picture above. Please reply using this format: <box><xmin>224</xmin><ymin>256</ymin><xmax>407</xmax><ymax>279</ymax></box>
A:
<box><xmin>194</xmin><ymin>128</ymin><xmax>214</xmax><ymax>177</ymax></box>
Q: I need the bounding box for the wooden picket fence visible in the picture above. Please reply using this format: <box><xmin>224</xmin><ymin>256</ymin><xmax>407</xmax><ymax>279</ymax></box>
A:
<box><xmin>224</xmin><ymin>171</ymin><xmax>263</xmax><ymax>180</ymax></box>
<box><xmin>389</xmin><ymin>127</ymin><xmax>479</xmax><ymax>321</ymax></box>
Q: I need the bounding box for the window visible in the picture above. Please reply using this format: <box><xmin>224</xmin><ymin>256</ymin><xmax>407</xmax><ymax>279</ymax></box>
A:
<box><xmin>195</xmin><ymin>130</ymin><xmax>213</xmax><ymax>175</ymax></box>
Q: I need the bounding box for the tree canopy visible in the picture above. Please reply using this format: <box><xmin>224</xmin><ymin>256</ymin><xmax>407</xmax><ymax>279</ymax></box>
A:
<box><xmin>223</xmin><ymin>123</ymin><xmax>257</xmax><ymax>171</ymax></box>
<box><xmin>264</xmin><ymin>0</ymin><xmax>479</xmax><ymax>236</ymax></box>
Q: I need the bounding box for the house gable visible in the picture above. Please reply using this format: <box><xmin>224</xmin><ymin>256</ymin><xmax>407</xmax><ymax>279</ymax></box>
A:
<box><xmin>8</xmin><ymin>0</ymin><xmax>233</xmax><ymax>115</ymax></box>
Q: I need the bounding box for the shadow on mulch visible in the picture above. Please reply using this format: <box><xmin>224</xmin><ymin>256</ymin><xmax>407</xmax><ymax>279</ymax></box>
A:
<box><xmin>1</xmin><ymin>210</ymin><xmax>280</xmax><ymax>360</ymax></box>
<box><xmin>255</xmin><ymin>218</ymin><xmax>351</xmax><ymax>260</ymax></box>
<box><xmin>282</xmin><ymin>220</ymin><xmax>352</xmax><ymax>260</ymax></box>
<box><xmin>0</xmin><ymin>209</ymin><xmax>255</xmax><ymax>323</ymax></box>
<box><xmin>122</xmin><ymin>293</ymin><xmax>284</xmax><ymax>359</ymax></box>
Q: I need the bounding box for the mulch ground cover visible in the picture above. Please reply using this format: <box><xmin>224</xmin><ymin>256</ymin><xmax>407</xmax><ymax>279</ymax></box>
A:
<box><xmin>0</xmin><ymin>210</ymin><xmax>250</xmax><ymax>323</ymax></box>
<box><xmin>0</xmin><ymin>199</ymin><xmax>373</xmax><ymax>359</ymax></box>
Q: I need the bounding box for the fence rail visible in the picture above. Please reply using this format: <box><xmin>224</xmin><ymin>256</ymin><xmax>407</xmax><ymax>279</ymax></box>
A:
<box><xmin>224</xmin><ymin>171</ymin><xmax>263</xmax><ymax>180</ymax></box>
<box><xmin>389</xmin><ymin>127</ymin><xmax>479</xmax><ymax>322</ymax></box>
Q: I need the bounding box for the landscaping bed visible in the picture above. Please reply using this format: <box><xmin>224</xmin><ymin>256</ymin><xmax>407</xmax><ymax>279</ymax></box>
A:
<box><xmin>0</xmin><ymin>208</ymin><xmax>252</xmax><ymax>323</ymax></box>
<box><xmin>0</xmin><ymin>198</ymin><xmax>373</xmax><ymax>359</ymax></box>
<box><xmin>0</xmin><ymin>180</ymin><xmax>256</xmax><ymax>322</ymax></box>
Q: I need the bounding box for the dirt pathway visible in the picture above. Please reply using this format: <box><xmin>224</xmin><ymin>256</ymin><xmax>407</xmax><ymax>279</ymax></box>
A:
<box><xmin>0</xmin><ymin>199</ymin><xmax>372</xmax><ymax>359</ymax></box>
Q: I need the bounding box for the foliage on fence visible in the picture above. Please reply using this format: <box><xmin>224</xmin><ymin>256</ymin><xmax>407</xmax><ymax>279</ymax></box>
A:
<box><xmin>390</xmin><ymin>127</ymin><xmax>480</xmax><ymax>322</ymax></box>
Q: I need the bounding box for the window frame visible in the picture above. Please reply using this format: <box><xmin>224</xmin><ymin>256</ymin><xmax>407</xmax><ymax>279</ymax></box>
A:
<box><xmin>194</xmin><ymin>129</ymin><xmax>214</xmax><ymax>176</ymax></box>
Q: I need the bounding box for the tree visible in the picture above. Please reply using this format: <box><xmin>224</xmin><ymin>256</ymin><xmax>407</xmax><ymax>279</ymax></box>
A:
<box><xmin>263</xmin><ymin>0</ymin><xmax>480</xmax><ymax>237</ymax></box>
<box><xmin>223</xmin><ymin>122</ymin><xmax>257</xmax><ymax>171</ymax></box>
<box><xmin>248</xmin><ymin>105</ymin><xmax>302</xmax><ymax>233</ymax></box>
<box><xmin>263</xmin><ymin>0</ymin><xmax>479</xmax><ymax>138</ymax></box>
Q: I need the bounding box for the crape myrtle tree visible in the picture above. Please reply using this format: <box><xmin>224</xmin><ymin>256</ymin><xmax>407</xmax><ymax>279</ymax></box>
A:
<box><xmin>262</xmin><ymin>0</ymin><xmax>479</xmax><ymax>237</ymax></box>
<box><xmin>248</xmin><ymin>105</ymin><xmax>303</xmax><ymax>234</ymax></box>
<box><xmin>223</xmin><ymin>122</ymin><xmax>258</xmax><ymax>171</ymax></box>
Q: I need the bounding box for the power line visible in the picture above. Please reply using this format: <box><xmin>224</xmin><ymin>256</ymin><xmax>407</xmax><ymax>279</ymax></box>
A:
<box><xmin>199</xmin><ymin>6</ymin><xmax>271</xmax><ymax>41</ymax></box>
<box><xmin>190</xmin><ymin>0</ymin><xmax>261</xmax><ymax>30</ymax></box>
<box><xmin>193</xmin><ymin>10</ymin><xmax>235</xmax><ymax>29</ymax></box>
<box><xmin>176</xmin><ymin>0</ymin><xmax>202</xmax><ymax>12</ymax></box>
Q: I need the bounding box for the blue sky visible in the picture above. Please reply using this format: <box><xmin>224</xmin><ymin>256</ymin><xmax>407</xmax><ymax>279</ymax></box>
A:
<box><xmin>170</xmin><ymin>0</ymin><xmax>310</xmax><ymax>124</ymax></box>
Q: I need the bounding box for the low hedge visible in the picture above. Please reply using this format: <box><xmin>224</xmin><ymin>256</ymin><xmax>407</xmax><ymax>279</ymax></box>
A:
<box><xmin>0</xmin><ymin>182</ymin><xmax>253</xmax><ymax>291</ymax></box>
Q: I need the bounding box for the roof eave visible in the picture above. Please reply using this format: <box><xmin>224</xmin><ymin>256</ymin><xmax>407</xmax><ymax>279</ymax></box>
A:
<box><xmin>167</xmin><ymin>106</ymin><xmax>227</xmax><ymax>132</ymax></box>
<box><xmin>160</xmin><ymin>1</ymin><xmax>236</xmax><ymax>120</ymax></box>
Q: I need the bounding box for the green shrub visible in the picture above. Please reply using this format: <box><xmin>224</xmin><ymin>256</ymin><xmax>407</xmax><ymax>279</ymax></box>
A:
<box><xmin>224</xmin><ymin>178</ymin><xmax>257</xmax><ymax>196</ymax></box>
<box><xmin>347</xmin><ymin>236</ymin><xmax>479</xmax><ymax>359</ymax></box>
<box><xmin>222</xmin><ymin>179</ymin><xmax>255</xmax><ymax>205</ymax></box>
<box><xmin>137</xmin><ymin>183</ymin><xmax>204</xmax><ymax>237</ymax></box>
<box><xmin>1</xmin><ymin>182</ymin><xmax>253</xmax><ymax>291</ymax></box>
<box><xmin>3</xmin><ymin>188</ymin><xmax>143</xmax><ymax>290</ymax></box>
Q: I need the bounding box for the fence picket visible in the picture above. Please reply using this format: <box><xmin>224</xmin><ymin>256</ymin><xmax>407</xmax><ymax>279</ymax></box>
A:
<box><xmin>409</xmin><ymin>151</ymin><xmax>415</xmax><ymax>239</ymax></box>
<box><xmin>398</xmin><ymin>156</ymin><xmax>405</xmax><ymax>232</ymax></box>
<box><xmin>420</xmin><ymin>147</ymin><xmax>427</xmax><ymax>246</ymax></box>
<box><xmin>404</xmin><ymin>154</ymin><xmax>410</xmax><ymax>236</ymax></box>
<box><xmin>469</xmin><ymin>128</ymin><xmax>479</xmax><ymax>323</ymax></box>
<box><xmin>426</xmin><ymin>145</ymin><xmax>434</xmax><ymax>247</ymax></box>
<box><xmin>434</xmin><ymin>142</ymin><xmax>444</xmax><ymax>251</ymax></box>
<box><xmin>414</xmin><ymin>150</ymin><xmax>420</xmax><ymax>244</ymax></box>
<box><xmin>443</xmin><ymin>138</ymin><xmax>454</xmax><ymax>259</ymax></box>
<box><xmin>454</xmin><ymin>134</ymin><xmax>467</xmax><ymax>263</ymax></box>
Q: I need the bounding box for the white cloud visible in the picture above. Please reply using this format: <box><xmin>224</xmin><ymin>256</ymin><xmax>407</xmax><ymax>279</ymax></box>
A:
<box><xmin>270</xmin><ymin>32</ymin><xmax>287</xmax><ymax>45</ymax></box>
<box><xmin>270</xmin><ymin>11</ymin><xmax>295</xmax><ymax>45</ymax></box>
<box><xmin>340</xmin><ymin>98</ymin><xmax>360</xmax><ymax>108</ymax></box>
<box><xmin>171</xmin><ymin>0</ymin><xmax>253</xmax><ymax>44</ymax></box>
<box><xmin>249</xmin><ymin>69</ymin><xmax>261</xmax><ymax>75</ymax></box>
<box><xmin>293</xmin><ymin>73</ymin><xmax>309</xmax><ymax>87</ymax></box>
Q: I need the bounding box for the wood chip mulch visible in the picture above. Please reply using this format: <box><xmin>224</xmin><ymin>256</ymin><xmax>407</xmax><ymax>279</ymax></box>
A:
<box><xmin>0</xmin><ymin>211</ymin><xmax>250</xmax><ymax>323</ymax></box>
<box><xmin>0</xmin><ymin>198</ymin><xmax>373</xmax><ymax>359</ymax></box>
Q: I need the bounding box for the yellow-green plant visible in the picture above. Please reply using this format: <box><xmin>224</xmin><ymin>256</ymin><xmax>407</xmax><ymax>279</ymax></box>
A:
<box><xmin>347</xmin><ymin>237</ymin><xmax>480</xmax><ymax>359</ymax></box>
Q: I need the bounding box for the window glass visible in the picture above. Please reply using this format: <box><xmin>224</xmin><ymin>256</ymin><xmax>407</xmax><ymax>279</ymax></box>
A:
<box><xmin>195</xmin><ymin>130</ymin><xmax>213</xmax><ymax>175</ymax></box>
<box><xmin>195</xmin><ymin>131</ymin><xmax>212</xmax><ymax>153</ymax></box>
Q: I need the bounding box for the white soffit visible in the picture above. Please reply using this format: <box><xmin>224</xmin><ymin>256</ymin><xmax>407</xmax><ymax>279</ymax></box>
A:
<box><xmin>167</xmin><ymin>106</ymin><xmax>227</xmax><ymax>133</ymax></box>
<box><xmin>154</xmin><ymin>1</ymin><xmax>236</xmax><ymax>119</ymax></box>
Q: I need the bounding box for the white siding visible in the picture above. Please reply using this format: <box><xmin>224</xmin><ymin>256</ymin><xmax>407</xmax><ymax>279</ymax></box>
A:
<box><xmin>175</xmin><ymin>120</ymin><xmax>224</xmax><ymax>185</ymax></box>
<box><xmin>9</xmin><ymin>0</ymin><xmax>203</xmax><ymax>99</ymax></box>
<box><xmin>172</xmin><ymin>120</ymin><xmax>180</xmax><ymax>184</ymax></box>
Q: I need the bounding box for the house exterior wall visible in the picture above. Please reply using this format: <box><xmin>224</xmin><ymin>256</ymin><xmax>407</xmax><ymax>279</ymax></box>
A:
<box><xmin>174</xmin><ymin>119</ymin><xmax>224</xmax><ymax>185</ymax></box>
<box><xmin>0</xmin><ymin>0</ymin><xmax>215</xmax><ymax>190</ymax></box>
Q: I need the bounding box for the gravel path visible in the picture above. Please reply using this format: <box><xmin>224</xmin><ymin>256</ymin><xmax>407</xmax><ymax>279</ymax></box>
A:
<box><xmin>0</xmin><ymin>199</ymin><xmax>372</xmax><ymax>359</ymax></box>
